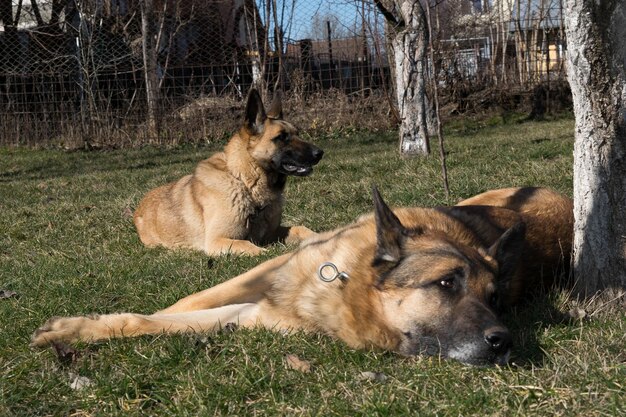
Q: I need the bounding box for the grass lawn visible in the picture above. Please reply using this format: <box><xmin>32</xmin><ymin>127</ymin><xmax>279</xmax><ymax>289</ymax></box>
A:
<box><xmin>1</xmin><ymin>117</ymin><xmax>624</xmax><ymax>416</ymax></box>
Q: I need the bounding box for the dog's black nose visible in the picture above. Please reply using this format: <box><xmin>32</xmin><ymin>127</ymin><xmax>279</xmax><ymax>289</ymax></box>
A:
<box><xmin>311</xmin><ymin>147</ymin><xmax>324</xmax><ymax>162</ymax></box>
<box><xmin>484</xmin><ymin>330</ymin><xmax>512</xmax><ymax>354</ymax></box>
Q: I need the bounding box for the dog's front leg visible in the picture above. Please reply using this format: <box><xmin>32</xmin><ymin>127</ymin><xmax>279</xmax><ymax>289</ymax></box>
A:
<box><xmin>31</xmin><ymin>304</ymin><xmax>261</xmax><ymax>347</ymax></box>
<box><xmin>273</xmin><ymin>225</ymin><xmax>317</xmax><ymax>246</ymax></box>
<box><xmin>157</xmin><ymin>253</ymin><xmax>291</xmax><ymax>314</ymax></box>
<box><xmin>204</xmin><ymin>237</ymin><xmax>266</xmax><ymax>256</ymax></box>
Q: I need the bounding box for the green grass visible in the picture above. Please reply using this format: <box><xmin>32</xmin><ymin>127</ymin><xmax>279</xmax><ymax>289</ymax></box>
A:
<box><xmin>1</xmin><ymin>118</ymin><xmax>624</xmax><ymax>416</ymax></box>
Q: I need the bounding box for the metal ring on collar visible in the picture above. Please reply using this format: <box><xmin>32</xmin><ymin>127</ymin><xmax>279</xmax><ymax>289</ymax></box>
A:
<box><xmin>317</xmin><ymin>262</ymin><xmax>349</xmax><ymax>283</ymax></box>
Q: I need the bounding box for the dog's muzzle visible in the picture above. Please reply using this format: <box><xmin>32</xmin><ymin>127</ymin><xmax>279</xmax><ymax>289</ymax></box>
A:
<box><xmin>274</xmin><ymin>146</ymin><xmax>324</xmax><ymax>177</ymax></box>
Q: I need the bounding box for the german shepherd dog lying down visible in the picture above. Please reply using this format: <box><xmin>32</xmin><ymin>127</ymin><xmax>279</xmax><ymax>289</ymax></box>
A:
<box><xmin>133</xmin><ymin>88</ymin><xmax>323</xmax><ymax>256</ymax></box>
<box><xmin>32</xmin><ymin>187</ymin><xmax>573</xmax><ymax>366</ymax></box>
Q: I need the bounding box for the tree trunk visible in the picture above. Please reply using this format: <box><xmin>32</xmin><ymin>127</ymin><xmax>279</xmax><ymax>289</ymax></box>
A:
<box><xmin>141</xmin><ymin>0</ymin><xmax>160</xmax><ymax>139</ymax></box>
<box><xmin>375</xmin><ymin>0</ymin><xmax>430</xmax><ymax>156</ymax></box>
<box><xmin>393</xmin><ymin>2</ymin><xmax>430</xmax><ymax>155</ymax></box>
<box><xmin>565</xmin><ymin>0</ymin><xmax>626</xmax><ymax>297</ymax></box>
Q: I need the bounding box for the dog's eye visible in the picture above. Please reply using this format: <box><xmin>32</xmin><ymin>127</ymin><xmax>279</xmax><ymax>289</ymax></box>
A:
<box><xmin>436</xmin><ymin>267</ymin><xmax>464</xmax><ymax>290</ymax></box>
<box><xmin>439</xmin><ymin>277</ymin><xmax>455</xmax><ymax>289</ymax></box>
<box><xmin>273</xmin><ymin>133</ymin><xmax>290</xmax><ymax>143</ymax></box>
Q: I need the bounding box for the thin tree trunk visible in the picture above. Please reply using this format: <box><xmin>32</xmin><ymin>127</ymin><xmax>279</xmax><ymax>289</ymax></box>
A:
<box><xmin>489</xmin><ymin>25</ymin><xmax>498</xmax><ymax>86</ymax></box>
<box><xmin>29</xmin><ymin>0</ymin><xmax>45</xmax><ymax>27</ymax></box>
<box><xmin>369</xmin><ymin>14</ymin><xmax>400</xmax><ymax>123</ymax></box>
<box><xmin>500</xmin><ymin>14</ymin><xmax>508</xmax><ymax>85</ymax></box>
<box><xmin>514</xmin><ymin>0</ymin><xmax>524</xmax><ymax>84</ymax></box>
<box><xmin>426</xmin><ymin>3</ymin><xmax>449</xmax><ymax>197</ymax></box>
<box><xmin>382</xmin><ymin>9</ymin><xmax>399</xmax><ymax>113</ymax></box>
<box><xmin>565</xmin><ymin>0</ymin><xmax>626</xmax><ymax>298</ymax></box>
<box><xmin>271</xmin><ymin>0</ymin><xmax>285</xmax><ymax>92</ymax></box>
<box><xmin>245</xmin><ymin>0</ymin><xmax>264</xmax><ymax>93</ymax></box>
<box><xmin>141</xmin><ymin>0</ymin><xmax>159</xmax><ymax>140</ymax></box>
<box><xmin>261</xmin><ymin>0</ymin><xmax>271</xmax><ymax>96</ymax></box>
<box><xmin>327</xmin><ymin>21</ymin><xmax>335</xmax><ymax>89</ymax></box>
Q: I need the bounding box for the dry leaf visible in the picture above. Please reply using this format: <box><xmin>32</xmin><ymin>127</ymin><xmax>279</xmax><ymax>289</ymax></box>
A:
<box><xmin>122</xmin><ymin>207</ymin><xmax>133</xmax><ymax>219</ymax></box>
<box><xmin>568</xmin><ymin>307</ymin><xmax>587</xmax><ymax>320</ymax></box>
<box><xmin>52</xmin><ymin>342</ymin><xmax>81</xmax><ymax>366</ymax></box>
<box><xmin>221</xmin><ymin>322</ymin><xmax>238</xmax><ymax>333</ymax></box>
<box><xmin>69</xmin><ymin>373</ymin><xmax>93</xmax><ymax>390</ymax></box>
<box><xmin>193</xmin><ymin>335</ymin><xmax>213</xmax><ymax>348</ymax></box>
<box><xmin>206</xmin><ymin>258</ymin><xmax>215</xmax><ymax>269</ymax></box>
<box><xmin>0</xmin><ymin>289</ymin><xmax>18</xmax><ymax>299</ymax></box>
<box><xmin>285</xmin><ymin>354</ymin><xmax>311</xmax><ymax>373</ymax></box>
<box><xmin>359</xmin><ymin>371</ymin><xmax>388</xmax><ymax>383</ymax></box>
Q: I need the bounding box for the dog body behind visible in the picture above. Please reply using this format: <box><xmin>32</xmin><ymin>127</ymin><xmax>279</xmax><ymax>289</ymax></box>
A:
<box><xmin>33</xmin><ymin>187</ymin><xmax>573</xmax><ymax>366</ymax></box>
<box><xmin>134</xmin><ymin>89</ymin><xmax>323</xmax><ymax>256</ymax></box>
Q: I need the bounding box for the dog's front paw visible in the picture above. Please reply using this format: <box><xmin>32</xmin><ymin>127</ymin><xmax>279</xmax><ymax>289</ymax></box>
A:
<box><xmin>238</xmin><ymin>243</ymin><xmax>266</xmax><ymax>256</ymax></box>
<box><xmin>205</xmin><ymin>239</ymin><xmax>267</xmax><ymax>256</ymax></box>
<box><xmin>31</xmin><ymin>316</ymin><xmax>86</xmax><ymax>347</ymax></box>
<box><xmin>285</xmin><ymin>226</ymin><xmax>317</xmax><ymax>245</ymax></box>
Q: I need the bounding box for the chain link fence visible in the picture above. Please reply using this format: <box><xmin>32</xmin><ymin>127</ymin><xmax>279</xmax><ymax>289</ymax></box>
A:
<box><xmin>0</xmin><ymin>0</ymin><xmax>570</xmax><ymax>147</ymax></box>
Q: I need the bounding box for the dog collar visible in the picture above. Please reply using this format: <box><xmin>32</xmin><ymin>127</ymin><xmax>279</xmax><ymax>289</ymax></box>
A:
<box><xmin>317</xmin><ymin>262</ymin><xmax>349</xmax><ymax>283</ymax></box>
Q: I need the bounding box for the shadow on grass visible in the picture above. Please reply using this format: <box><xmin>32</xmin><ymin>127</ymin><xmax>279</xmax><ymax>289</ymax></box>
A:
<box><xmin>504</xmin><ymin>291</ymin><xmax>572</xmax><ymax>367</ymax></box>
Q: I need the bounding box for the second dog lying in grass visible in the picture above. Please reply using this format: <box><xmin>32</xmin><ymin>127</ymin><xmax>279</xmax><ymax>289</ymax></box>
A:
<box><xmin>133</xmin><ymin>89</ymin><xmax>324</xmax><ymax>256</ymax></box>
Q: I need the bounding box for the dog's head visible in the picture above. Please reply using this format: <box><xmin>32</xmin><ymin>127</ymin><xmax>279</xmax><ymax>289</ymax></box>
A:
<box><xmin>370</xmin><ymin>188</ymin><xmax>525</xmax><ymax>366</ymax></box>
<box><xmin>242</xmin><ymin>89</ymin><xmax>323</xmax><ymax>177</ymax></box>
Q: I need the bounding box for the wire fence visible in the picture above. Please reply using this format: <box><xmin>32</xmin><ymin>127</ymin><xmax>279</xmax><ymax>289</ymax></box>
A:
<box><xmin>0</xmin><ymin>0</ymin><xmax>570</xmax><ymax>147</ymax></box>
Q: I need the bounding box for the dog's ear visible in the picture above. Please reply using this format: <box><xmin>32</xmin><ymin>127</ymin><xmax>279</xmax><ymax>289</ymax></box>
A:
<box><xmin>244</xmin><ymin>88</ymin><xmax>267</xmax><ymax>134</ymax></box>
<box><xmin>267</xmin><ymin>90</ymin><xmax>283</xmax><ymax>119</ymax></box>
<box><xmin>372</xmin><ymin>186</ymin><xmax>406</xmax><ymax>269</ymax></box>
<box><xmin>488</xmin><ymin>222</ymin><xmax>526</xmax><ymax>283</ymax></box>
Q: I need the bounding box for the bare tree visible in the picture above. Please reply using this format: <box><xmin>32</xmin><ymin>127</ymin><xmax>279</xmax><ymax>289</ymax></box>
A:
<box><xmin>375</xmin><ymin>0</ymin><xmax>430</xmax><ymax>155</ymax></box>
<box><xmin>564</xmin><ymin>0</ymin><xmax>626</xmax><ymax>298</ymax></box>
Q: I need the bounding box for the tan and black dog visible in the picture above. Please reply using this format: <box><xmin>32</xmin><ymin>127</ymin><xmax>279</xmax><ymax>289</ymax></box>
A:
<box><xmin>133</xmin><ymin>89</ymin><xmax>323</xmax><ymax>256</ymax></box>
<box><xmin>32</xmin><ymin>187</ymin><xmax>572</xmax><ymax>366</ymax></box>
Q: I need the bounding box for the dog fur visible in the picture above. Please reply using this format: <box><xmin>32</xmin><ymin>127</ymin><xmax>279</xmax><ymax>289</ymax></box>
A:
<box><xmin>32</xmin><ymin>187</ymin><xmax>572</xmax><ymax>365</ymax></box>
<box><xmin>133</xmin><ymin>89</ymin><xmax>324</xmax><ymax>256</ymax></box>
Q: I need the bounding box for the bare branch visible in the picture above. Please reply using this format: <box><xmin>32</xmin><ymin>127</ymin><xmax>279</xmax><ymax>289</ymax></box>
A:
<box><xmin>29</xmin><ymin>0</ymin><xmax>45</xmax><ymax>27</ymax></box>
<box><xmin>373</xmin><ymin>0</ymin><xmax>401</xmax><ymax>27</ymax></box>
<box><xmin>13</xmin><ymin>0</ymin><xmax>23</xmax><ymax>26</ymax></box>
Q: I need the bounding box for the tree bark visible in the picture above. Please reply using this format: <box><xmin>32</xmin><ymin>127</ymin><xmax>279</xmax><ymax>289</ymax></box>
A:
<box><xmin>565</xmin><ymin>0</ymin><xmax>626</xmax><ymax>297</ymax></box>
<box><xmin>375</xmin><ymin>0</ymin><xmax>430</xmax><ymax>155</ymax></box>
